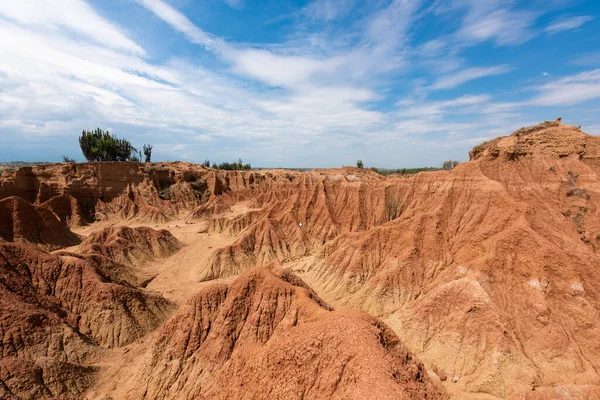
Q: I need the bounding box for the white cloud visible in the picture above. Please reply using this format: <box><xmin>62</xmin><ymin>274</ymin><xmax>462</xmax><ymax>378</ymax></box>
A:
<box><xmin>227</xmin><ymin>49</ymin><xmax>344</xmax><ymax>88</ymax></box>
<box><xmin>366</xmin><ymin>0</ymin><xmax>421</xmax><ymax>53</ymax></box>
<box><xmin>257</xmin><ymin>86</ymin><xmax>382</xmax><ymax>129</ymax></box>
<box><xmin>572</xmin><ymin>52</ymin><xmax>600</xmax><ymax>66</ymax></box>
<box><xmin>134</xmin><ymin>0</ymin><xmax>219</xmax><ymax>49</ymax></box>
<box><xmin>530</xmin><ymin>69</ymin><xmax>600</xmax><ymax>106</ymax></box>
<box><xmin>459</xmin><ymin>9</ymin><xmax>537</xmax><ymax>45</ymax></box>
<box><xmin>398</xmin><ymin>94</ymin><xmax>493</xmax><ymax>117</ymax></box>
<box><xmin>0</xmin><ymin>0</ymin><xmax>144</xmax><ymax>54</ymax></box>
<box><xmin>0</xmin><ymin>6</ymin><xmax>387</xmax><ymax>164</ymax></box>
<box><xmin>303</xmin><ymin>0</ymin><xmax>353</xmax><ymax>21</ymax></box>
<box><xmin>134</xmin><ymin>0</ymin><xmax>413</xmax><ymax>90</ymax></box>
<box><xmin>585</xmin><ymin>124</ymin><xmax>600</xmax><ymax>134</ymax></box>
<box><xmin>430</xmin><ymin>65</ymin><xmax>512</xmax><ymax>90</ymax></box>
<box><xmin>450</xmin><ymin>1</ymin><xmax>538</xmax><ymax>46</ymax></box>
<box><xmin>545</xmin><ymin>15</ymin><xmax>594</xmax><ymax>35</ymax></box>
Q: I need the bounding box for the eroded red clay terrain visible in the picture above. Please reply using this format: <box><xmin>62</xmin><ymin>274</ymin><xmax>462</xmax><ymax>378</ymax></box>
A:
<box><xmin>2</xmin><ymin>120</ymin><xmax>600</xmax><ymax>399</ymax></box>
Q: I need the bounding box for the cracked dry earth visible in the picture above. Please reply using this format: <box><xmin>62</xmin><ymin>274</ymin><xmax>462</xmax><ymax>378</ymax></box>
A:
<box><xmin>3</xmin><ymin>120</ymin><xmax>600</xmax><ymax>399</ymax></box>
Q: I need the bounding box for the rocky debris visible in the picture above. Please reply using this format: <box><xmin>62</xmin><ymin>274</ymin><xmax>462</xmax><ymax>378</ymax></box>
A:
<box><xmin>126</xmin><ymin>266</ymin><xmax>447</xmax><ymax>400</ymax></box>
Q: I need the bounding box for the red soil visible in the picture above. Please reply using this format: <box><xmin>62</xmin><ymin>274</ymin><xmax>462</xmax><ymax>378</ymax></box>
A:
<box><xmin>2</xmin><ymin>120</ymin><xmax>599</xmax><ymax>399</ymax></box>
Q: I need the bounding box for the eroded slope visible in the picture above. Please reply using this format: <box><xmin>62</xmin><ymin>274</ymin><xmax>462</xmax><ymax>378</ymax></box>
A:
<box><xmin>0</xmin><ymin>224</ymin><xmax>181</xmax><ymax>399</ymax></box>
<box><xmin>119</xmin><ymin>265</ymin><xmax>447</xmax><ymax>400</ymax></box>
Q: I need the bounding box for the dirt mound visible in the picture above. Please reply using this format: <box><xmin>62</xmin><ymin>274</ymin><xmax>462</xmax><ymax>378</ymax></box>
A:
<box><xmin>0</xmin><ymin>241</ymin><xmax>175</xmax><ymax>398</ymax></box>
<box><xmin>1</xmin><ymin>243</ymin><xmax>173</xmax><ymax>348</ymax></box>
<box><xmin>73</xmin><ymin>225</ymin><xmax>182</xmax><ymax>287</ymax></box>
<box><xmin>186</xmin><ymin>195</ymin><xmax>234</xmax><ymax>220</ymax></box>
<box><xmin>118</xmin><ymin>266</ymin><xmax>446</xmax><ymax>400</ymax></box>
<box><xmin>79</xmin><ymin>225</ymin><xmax>181</xmax><ymax>267</ymax></box>
<box><xmin>469</xmin><ymin>119</ymin><xmax>592</xmax><ymax>161</ymax></box>
<box><xmin>41</xmin><ymin>193</ymin><xmax>87</xmax><ymax>227</ymax></box>
<box><xmin>0</xmin><ymin>196</ymin><xmax>81</xmax><ymax>250</ymax></box>
<box><xmin>202</xmin><ymin>217</ymin><xmax>310</xmax><ymax>281</ymax></box>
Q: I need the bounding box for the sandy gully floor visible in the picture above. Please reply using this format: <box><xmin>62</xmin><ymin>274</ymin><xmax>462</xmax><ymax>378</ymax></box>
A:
<box><xmin>77</xmin><ymin>203</ymin><xmax>261</xmax><ymax>399</ymax></box>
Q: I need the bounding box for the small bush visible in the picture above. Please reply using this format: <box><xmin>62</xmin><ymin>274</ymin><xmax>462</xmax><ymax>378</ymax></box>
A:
<box><xmin>212</xmin><ymin>158</ymin><xmax>251</xmax><ymax>171</ymax></box>
<box><xmin>386</xmin><ymin>195</ymin><xmax>402</xmax><ymax>221</ymax></box>
<box><xmin>356</xmin><ymin>160</ymin><xmax>364</xmax><ymax>168</ymax></box>
<box><xmin>442</xmin><ymin>160</ymin><xmax>459</xmax><ymax>170</ymax></box>
<box><xmin>79</xmin><ymin>128</ymin><xmax>138</xmax><ymax>162</ymax></box>
<box><xmin>62</xmin><ymin>155</ymin><xmax>76</xmax><ymax>163</ymax></box>
<box><xmin>372</xmin><ymin>167</ymin><xmax>440</xmax><ymax>176</ymax></box>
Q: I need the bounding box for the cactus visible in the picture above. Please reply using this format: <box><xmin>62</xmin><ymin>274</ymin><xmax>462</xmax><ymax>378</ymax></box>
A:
<box><xmin>143</xmin><ymin>144</ymin><xmax>153</xmax><ymax>162</ymax></box>
<box><xmin>79</xmin><ymin>128</ymin><xmax>137</xmax><ymax>162</ymax></box>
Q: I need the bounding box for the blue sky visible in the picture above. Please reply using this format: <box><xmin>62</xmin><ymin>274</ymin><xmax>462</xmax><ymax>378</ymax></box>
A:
<box><xmin>0</xmin><ymin>0</ymin><xmax>599</xmax><ymax>168</ymax></box>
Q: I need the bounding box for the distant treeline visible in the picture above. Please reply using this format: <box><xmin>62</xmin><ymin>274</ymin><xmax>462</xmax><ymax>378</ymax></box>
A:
<box><xmin>370</xmin><ymin>167</ymin><xmax>441</xmax><ymax>176</ymax></box>
<box><xmin>203</xmin><ymin>159</ymin><xmax>251</xmax><ymax>171</ymax></box>
<box><xmin>362</xmin><ymin>159</ymin><xmax>459</xmax><ymax>175</ymax></box>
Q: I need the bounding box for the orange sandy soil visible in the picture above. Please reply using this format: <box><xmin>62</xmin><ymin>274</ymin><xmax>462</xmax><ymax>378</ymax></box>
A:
<box><xmin>4</xmin><ymin>121</ymin><xmax>600</xmax><ymax>399</ymax></box>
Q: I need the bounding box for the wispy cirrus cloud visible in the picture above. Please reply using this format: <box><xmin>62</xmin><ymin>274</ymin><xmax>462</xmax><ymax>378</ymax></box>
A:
<box><xmin>545</xmin><ymin>15</ymin><xmax>594</xmax><ymax>35</ymax></box>
<box><xmin>134</xmin><ymin>0</ymin><xmax>220</xmax><ymax>49</ymax></box>
<box><xmin>433</xmin><ymin>0</ymin><xmax>539</xmax><ymax>47</ymax></box>
<box><xmin>430</xmin><ymin>65</ymin><xmax>512</xmax><ymax>90</ymax></box>
<box><xmin>0</xmin><ymin>0</ymin><xmax>144</xmax><ymax>54</ymax></box>
<box><xmin>303</xmin><ymin>0</ymin><xmax>354</xmax><ymax>21</ymax></box>
<box><xmin>135</xmin><ymin>0</ymin><xmax>417</xmax><ymax>90</ymax></box>
<box><xmin>457</xmin><ymin>8</ymin><xmax>538</xmax><ymax>46</ymax></box>
<box><xmin>531</xmin><ymin>69</ymin><xmax>600</xmax><ymax>106</ymax></box>
<box><xmin>571</xmin><ymin>51</ymin><xmax>600</xmax><ymax>66</ymax></box>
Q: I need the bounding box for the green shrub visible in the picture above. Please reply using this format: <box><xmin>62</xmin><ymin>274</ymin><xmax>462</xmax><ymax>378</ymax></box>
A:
<box><xmin>372</xmin><ymin>167</ymin><xmax>440</xmax><ymax>176</ymax></box>
<box><xmin>386</xmin><ymin>195</ymin><xmax>402</xmax><ymax>221</ymax></box>
<box><xmin>79</xmin><ymin>128</ymin><xmax>138</xmax><ymax>162</ymax></box>
<box><xmin>212</xmin><ymin>158</ymin><xmax>251</xmax><ymax>171</ymax></box>
<box><xmin>356</xmin><ymin>159</ymin><xmax>364</xmax><ymax>168</ymax></box>
<box><xmin>442</xmin><ymin>160</ymin><xmax>459</xmax><ymax>170</ymax></box>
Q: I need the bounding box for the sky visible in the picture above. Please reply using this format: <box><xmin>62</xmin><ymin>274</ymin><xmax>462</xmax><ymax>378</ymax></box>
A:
<box><xmin>0</xmin><ymin>0</ymin><xmax>599</xmax><ymax>168</ymax></box>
